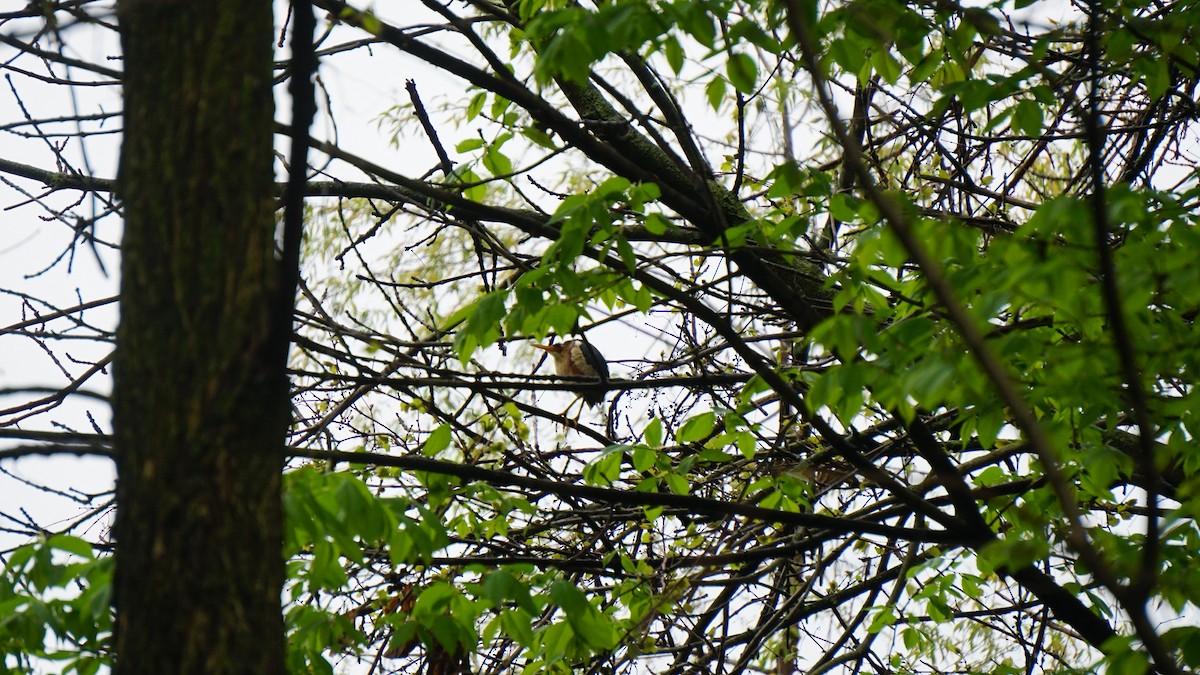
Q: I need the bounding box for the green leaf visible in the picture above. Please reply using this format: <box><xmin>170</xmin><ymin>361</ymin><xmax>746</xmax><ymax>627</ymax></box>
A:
<box><xmin>549</xmin><ymin>581</ymin><xmax>618</xmax><ymax>650</ymax></box>
<box><xmin>737</xmin><ymin>373</ymin><xmax>770</xmax><ymax>405</ymax></box>
<box><xmin>500</xmin><ymin>608</ymin><xmax>535</xmax><ymax>646</ymax></box>
<box><xmin>1165</xmin><ymin>625</ymin><xmax>1200</xmax><ymax>668</ymax></box>
<box><xmin>309</xmin><ymin>538</ymin><xmax>349</xmax><ymax>589</ymax></box>
<box><xmin>594</xmin><ymin>175</ymin><xmax>631</xmax><ymax>198</ymax></box>
<box><xmin>455</xmin><ymin>138</ymin><xmax>485</xmax><ymax>153</ymax></box>
<box><xmin>1103</xmin><ymin>635</ymin><xmax>1151</xmax><ymax>675</ymax></box>
<box><xmin>616</xmin><ymin>235</ymin><xmax>637</xmax><ymax>272</ymax></box>
<box><xmin>465</xmin><ymin>92</ymin><xmax>486</xmax><ymax>121</ymax></box>
<box><xmin>696</xmin><ymin>447</ymin><xmax>732</xmax><ymax>463</ymax></box>
<box><xmin>645</xmin><ymin>416</ymin><xmax>664</xmax><ymax>447</ymax></box>
<box><xmin>47</xmin><ymin>535</ymin><xmax>93</xmax><ymax>559</ymax></box>
<box><xmin>805</xmin><ymin>370</ymin><xmax>841</xmax><ymax>419</ymax></box>
<box><xmin>663</xmin><ymin>35</ymin><xmax>684</xmax><ymax>74</ymax></box>
<box><xmin>483</xmin><ymin>145</ymin><xmax>514</xmax><ymax>177</ymax></box>
<box><xmin>674</xmin><ymin>4</ymin><xmax>716</xmax><ymax>47</ymax></box>
<box><xmin>632</xmin><ymin>445</ymin><xmax>655</xmax><ymax>473</ymax></box>
<box><xmin>453</xmin><ymin>167</ymin><xmax>487</xmax><ymax>202</ymax></box>
<box><xmin>726</xmin><ymin>52</ymin><xmax>758</xmax><ymax>94</ymax></box>
<box><xmin>452</xmin><ymin>290</ymin><xmax>509</xmax><ymax>364</ymax></box>
<box><xmin>866</xmin><ymin>605</ymin><xmax>896</xmax><ymax>633</ymax></box>
<box><xmin>664</xmin><ymin>472</ymin><xmax>689</xmax><ymax>496</ymax></box>
<box><xmin>729</xmin><ymin>19</ymin><xmax>782</xmax><ymax>55</ymax></box>
<box><xmin>644</xmin><ymin>212</ymin><xmax>670</xmax><ymax>235</ymax></box>
<box><xmin>975</xmin><ymin>409</ymin><xmax>1005</xmax><ymax>449</ymax></box>
<box><xmin>829</xmin><ymin>193</ymin><xmax>864</xmax><ymax>222</ymax></box>
<box><xmin>906</xmin><ymin>357</ymin><xmax>956</xmax><ymax>408</ymax></box>
<box><xmin>490</xmin><ymin>95</ymin><xmax>512</xmax><ymax>119</ymax></box>
<box><xmin>521</xmin><ymin>126</ymin><xmax>557</xmax><ymax>149</ymax></box>
<box><xmin>481</xmin><ymin>570</ymin><xmax>520</xmax><ymax>606</ymax></box>
<box><xmin>584</xmin><ymin>448</ymin><xmax>623</xmax><ymax>487</ymax></box>
<box><xmin>423</xmin><ymin>424</ymin><xmax>452</xmax><ymax>456</ymax></box>
<box><xmin>977</xmin><ymin>536</ymin><xmax>1049</xmax><ymax>573</ymax></box>
<box><xmin>631</xmin><ymin>283</ymin><xmax>653</xmax><ymax>312</ymax></box>
<box><xmin>1145</xmin><ymin>56</ymin><xmax>1170</xmax><ymax>99</ymax></box>
<box><xmin>677</xmin><ymin>411</ymin><xmax>716</xmax><ymax>443</ymax></box>
<box><xmin>1011</xmin><ymin>98</ymin><xmax>1043</xmax><ymax>136</ymax></box>
<box><xmin>871</xmin><ymin>49</ymin><xmax>901</xmax><ymax>85</ymax></box>
<box><xmin>737</xmin><ymin>431</ymin><xmax>757</xmax><ymax>459</ymax></box>
<box><xmin>829</xmin><ymin>37</ymin><xmax>867</xmax><ymax>78</ymax></box>
<box><xmin>909</xmin><ymin>50</ymin><xmax>942</xmax><ymax>84</ymax></box>
<box><xmin>358</xmin><ymin>11</ymin><xmax>383</xmax><ymax>36</ymax></box>
<box><xmin>926</xmin><ymin>594</ymin><xmax>952</xmax><ymax>622</ymax></box>
<box><xmin>705</xmin><ymin>75</ymin><xmax>727</xmax><ymax>111</ymax></box>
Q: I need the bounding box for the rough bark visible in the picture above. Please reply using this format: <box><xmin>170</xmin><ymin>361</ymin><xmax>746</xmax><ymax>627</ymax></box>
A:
<box><xmin>112</xmin><ymin>1</ymin><xmax>285</xmax><ymax>673</ymax></box>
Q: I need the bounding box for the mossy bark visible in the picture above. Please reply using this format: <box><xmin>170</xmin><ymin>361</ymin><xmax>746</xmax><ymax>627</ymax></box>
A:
<box><xmin>112</xmin><ymin>1</ymin><xmax>285</xmax><ymax>673</ymax></box>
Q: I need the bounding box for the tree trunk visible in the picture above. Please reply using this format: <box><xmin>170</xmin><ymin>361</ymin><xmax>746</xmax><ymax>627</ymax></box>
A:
<box><xmin>112</xmin><ymin>1</ymin><xmax>285</xmax><ymax>673</ymax></box>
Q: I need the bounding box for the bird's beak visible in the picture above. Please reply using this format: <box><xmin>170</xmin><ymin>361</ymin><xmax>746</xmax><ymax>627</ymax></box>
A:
<box><xmin>530</xmin><ymin>344</ymin><xmax>553</xmax><ymax>352</ymax></box>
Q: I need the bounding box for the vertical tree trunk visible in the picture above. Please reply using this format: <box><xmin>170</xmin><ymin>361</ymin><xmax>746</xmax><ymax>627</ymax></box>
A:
<box><xmin>112</xmin><ymin>1</ymin><xmax>285</xmax><ymax>673</ymax></box>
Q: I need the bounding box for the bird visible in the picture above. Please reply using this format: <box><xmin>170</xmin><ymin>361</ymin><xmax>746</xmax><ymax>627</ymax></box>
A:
<box><xmin>531</xmin><ymin>339</ymin><xmax>609</xmax><ymax>407</ymax></box>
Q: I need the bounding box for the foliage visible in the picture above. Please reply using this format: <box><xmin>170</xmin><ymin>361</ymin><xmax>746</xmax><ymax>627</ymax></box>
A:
<box><xmin>3</xmin><ymin>0</ymin><xmax>1200</xmax><ymax>673</ymax></box>
<box><xmin>0</xmin><ymin>536</ymin><xmax>111</xmax><ymax>675</ymax></box>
